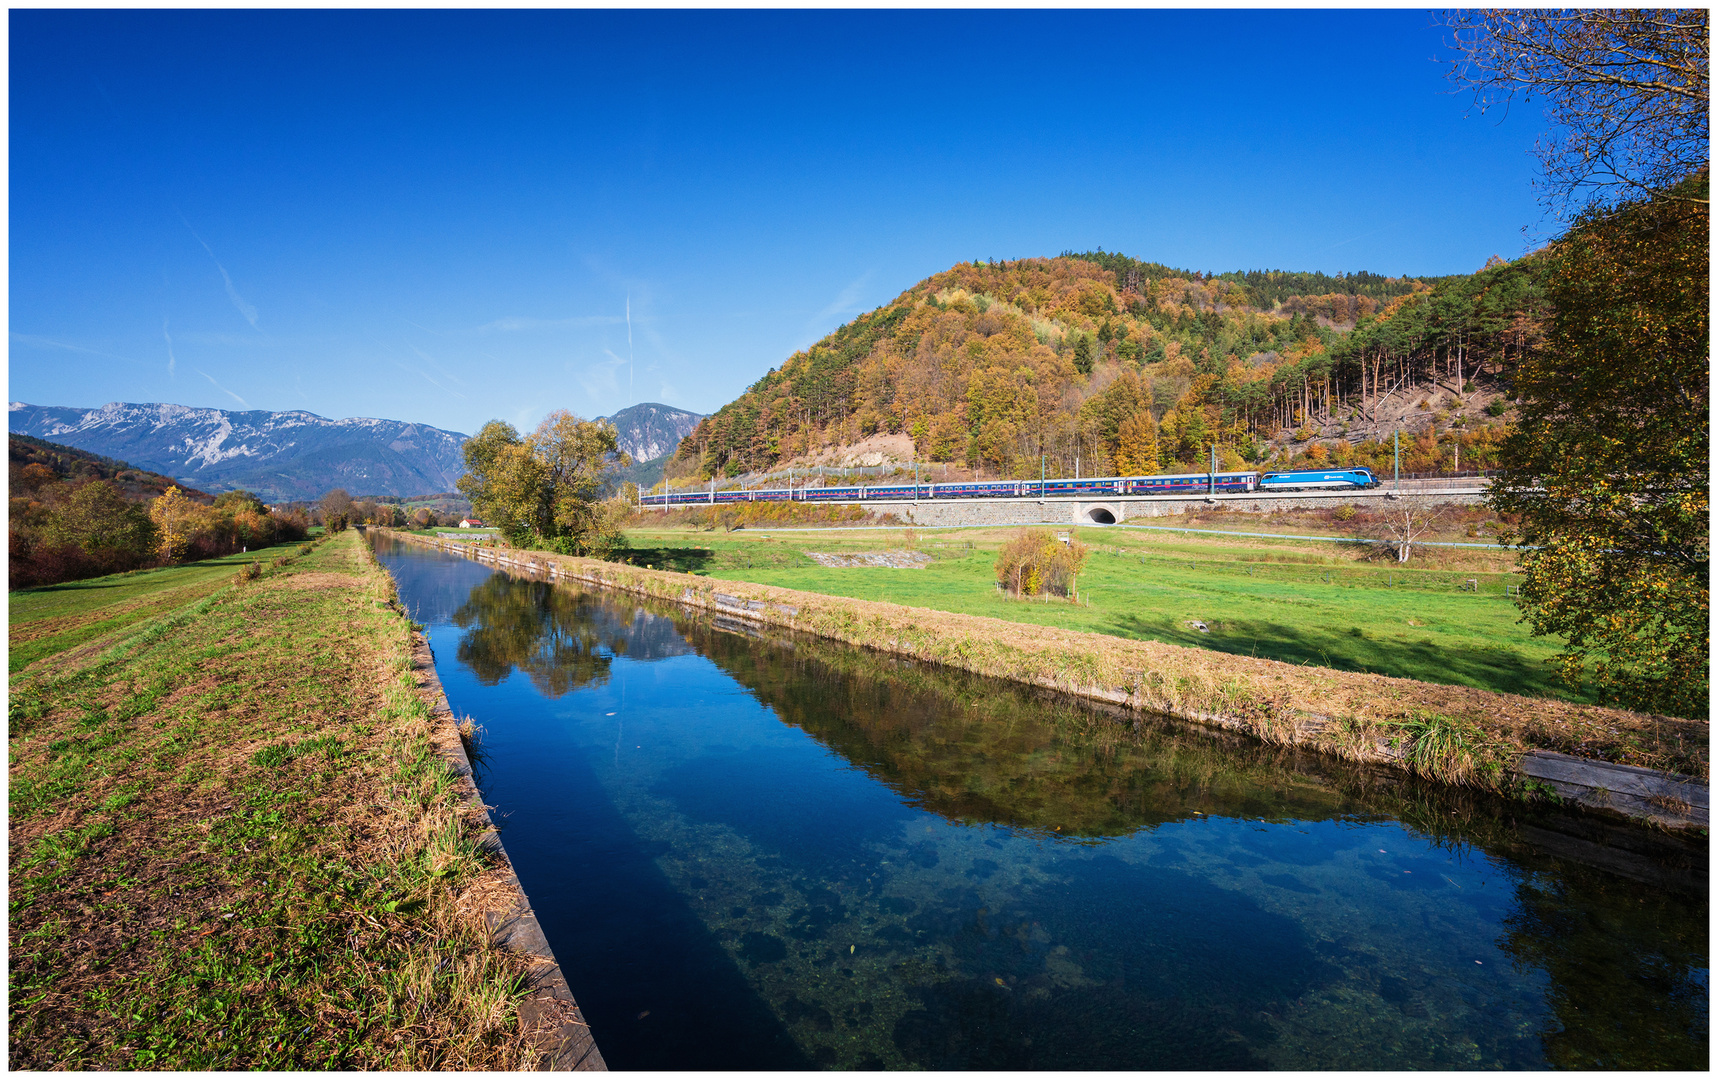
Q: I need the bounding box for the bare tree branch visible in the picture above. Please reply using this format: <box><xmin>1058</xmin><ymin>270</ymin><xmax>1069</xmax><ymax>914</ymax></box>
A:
<box><xmin>1441</xmin><ymin>9</ymin><xmax>1709</xmax><ymax>216</ymax></box>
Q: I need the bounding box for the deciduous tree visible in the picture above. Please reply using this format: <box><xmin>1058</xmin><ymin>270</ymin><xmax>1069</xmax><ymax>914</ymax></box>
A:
<box><xmin>457</xmin><ymin>412</ymin><xmax>631</xmax><ymax>555</ymax></box>
<box><xmin>1490</xmin><ymin>177</ymin><xmax>1708</xmax><ymax>717</ymax></box>
<box><xmin>149</xmin><ymin>485</ymin><xmax>197</xmax><ymax>562</ymax></box>
<box><xmin>1114</xmin><ymin>411</ymin><xmax>1159</xmax><ymax>476</ymax></box>
<box><xmin>43</xmin><ymin>480</ymin><xmax>157</xmax><ymax>561</ymax></box>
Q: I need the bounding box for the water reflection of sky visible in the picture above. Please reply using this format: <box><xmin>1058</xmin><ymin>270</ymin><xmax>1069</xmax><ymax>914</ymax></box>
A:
<box><xmin>376</xmin><ymin>538</ymin><xmax>1709</xmax><ymax>1071</ymax></box>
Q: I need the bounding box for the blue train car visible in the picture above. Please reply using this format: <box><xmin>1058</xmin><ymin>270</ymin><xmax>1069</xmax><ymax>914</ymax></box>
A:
<box><xmin>1257</xmin><ymin>468</ymin><xmax>1377</xmax><ymax>491</ymax></box>
<box><xmin>803</xmin><ymin>485</ymin><xmax>866</xmax><ymax>502</ymax></box>
<box><xmin>1122</xmin><ymin>471</ymin><xmax>1258</xmax><ymax>494</ymax></box>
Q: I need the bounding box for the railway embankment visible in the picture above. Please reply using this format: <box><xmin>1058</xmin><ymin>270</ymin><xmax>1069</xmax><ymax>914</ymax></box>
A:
<box><xmin>382</xmin><ymin>530</ymin><xmax>1707</xmax><ymax>832</ymax></box>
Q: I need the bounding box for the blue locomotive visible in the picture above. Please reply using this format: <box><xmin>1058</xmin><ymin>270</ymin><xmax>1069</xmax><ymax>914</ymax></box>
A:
<box><xmin>1256</xmin><ymin>468</ymin><xmax>1379</xmax><ymax>492</ymax></box>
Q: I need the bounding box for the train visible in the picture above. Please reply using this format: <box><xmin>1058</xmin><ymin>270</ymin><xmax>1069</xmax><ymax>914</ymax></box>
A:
<box><xmin>640</xmin><ymin>466</ymin><xmax>1379</xmax><ymax>507</ymax></box>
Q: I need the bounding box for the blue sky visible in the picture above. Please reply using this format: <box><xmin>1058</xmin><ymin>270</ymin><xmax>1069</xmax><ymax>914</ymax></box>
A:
<box><xmin>10</xmin><ymin>9</ymin><xmax>1549</xmax><ymax>436</ymax></box>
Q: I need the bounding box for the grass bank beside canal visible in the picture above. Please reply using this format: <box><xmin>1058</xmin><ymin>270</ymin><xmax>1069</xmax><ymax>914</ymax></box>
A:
<box><xmin>7</xmin><ymin>531</ymin><xmax>539</xmax><ymax>1069</ymax></box>
<box><xmin>389</xmin><ymin>531</ymin><xmax>1706</xmax><ymax>799</ymax></box>
<box><xmin>618</xmin><ymin>520</ymin><xmax>1578</xmax><ymax>703</ymax></box>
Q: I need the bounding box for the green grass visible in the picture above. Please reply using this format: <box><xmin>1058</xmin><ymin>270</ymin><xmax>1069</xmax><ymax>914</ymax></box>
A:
<box><xmin>620</xmin><ymin>523</ymin><xmax>1584</xmax><ymax>703</ymax></box>
<box><xmin>8</xmin><ymin>547</ymin><xmax>293</xmax><ymax>674</ymax></box>
<box><xmin>8</xmin><ymin>532</ymin><xmax>533</xmax><ymax>1069</ymax></box>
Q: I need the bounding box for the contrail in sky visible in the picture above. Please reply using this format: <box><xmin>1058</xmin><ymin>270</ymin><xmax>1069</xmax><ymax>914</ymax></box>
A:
<box><xmin>181</xmin><ymin>216</ymin><xmax>259</xmax><ymax>328</ymax></box>
<box><xmin>195</xmin><ymin>368</ymin><xmax>249</xmax><ymax>408</ymax></box>
<box><xmin>163</xmin><ymin>317</ymin><xmax>176</xmax><ymax>378</ymax></box>
<box><xmin>626</xmin><ymin>294</ymin><xmax>634</xmax><ymax>396</ymax></box>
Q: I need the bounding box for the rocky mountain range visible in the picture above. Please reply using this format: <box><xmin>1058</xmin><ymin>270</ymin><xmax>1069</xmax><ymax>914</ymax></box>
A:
<box><xmin>8</xmin><ymin>402</ymin><xmax>470</xmax><ymax>503</ymax></box>
<box><xmin>595</xmin><ymin>402</ymin><xmax>704</xmax><ymax>463</ymax></box>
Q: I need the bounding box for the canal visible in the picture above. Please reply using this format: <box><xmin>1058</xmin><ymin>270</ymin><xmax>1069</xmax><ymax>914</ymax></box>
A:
<box><xmin>373</xmin><ymin>536</ymin><xmax>1707</xmax><ymax>1070</ymax></box>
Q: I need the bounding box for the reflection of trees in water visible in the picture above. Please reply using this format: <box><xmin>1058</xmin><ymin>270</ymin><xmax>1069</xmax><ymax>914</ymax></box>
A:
<box><xmin>453</xmin><ymin>577</ymin><xmax>613</xmax><ymax>697</ymax></box>
<box><xmin>678</xmin><ymin>615</ymin><xmax>1710</xmax><ymax>1069</ymax></box>
<box><xmin>684</xmin><ymin>621</ymin><xmax>1373</xmax><ymax>839</ymax></box>
<box><xmin>1498</xmin><ymin>863</ymin><xmax>1708</xmax><ymax>1069</ymax></box>
<box><xmin>447</xmin><ymin>575</ymin><xmax>1707</xmax><ymax>1068</ymax></box>
<box><xmin>452</xmin><ymin>575</ymin><xmax>695</xmax><ymax>698</ymax></box>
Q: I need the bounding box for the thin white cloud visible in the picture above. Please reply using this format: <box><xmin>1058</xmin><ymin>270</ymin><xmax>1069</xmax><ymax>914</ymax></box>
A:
<box><xmin>194</xmin><ymin>368</ymin><xmax>249</xmax><ymax>409</ymax></box>
<box><xmin>392</xmin><ymin>355</ymin><xmax>466</xmax><ymax>400</ymax></box>
<box><xmin>408</xmin><ymin>344</ymin><xmax>467</xmax><ymax>388</ymax></box>
<box><xmin>163</xmin><ymin>318</ymin><xmax>176</xmax><ymax>378</ymax></box>
<box><xmin>182</xmin><ymin>218</ymin><xmax>260</xmax><ymax>329</ymax></box>
<box><xmin>812</xmin><ymin>271</ymin><xmax>874</xmax><ymax>324</ymax></box>
<box><xmin>475</xmin><ymin>315</ymin><xmax>623</xmax><ymax>334</ymax></box>
<box><xmin>566</xmin><ymin>349</ymin><xmax>631</xmax><ymax>405</ymax></box>
<box><xmin>175</xmin><ymin>331</ymin><xmax>283</xmax><ymax>348</ymax></box>
<box><xmin>9</xmin><ymin>333</ymin><xmax>142</xmax><ymax>365</ymax></box>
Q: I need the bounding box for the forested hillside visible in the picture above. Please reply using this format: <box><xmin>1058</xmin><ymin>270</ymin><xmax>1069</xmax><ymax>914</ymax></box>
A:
<box><xmin>9</xmin><ymin>435</ymin><xmax>306</xmax><ymax>589</ymax></box>
<box><xmin>9</xmin><ymin>434</ymin><xmax>214</xmax><ymax>505</ymax></box>
<box><xmin>666</xmin><ymin>253</ymin><xmax>1540</xmax><ymax>485</ymax></box>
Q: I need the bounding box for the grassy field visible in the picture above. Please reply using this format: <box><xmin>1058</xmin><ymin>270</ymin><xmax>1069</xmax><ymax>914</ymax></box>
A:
<box><xmin>9</xmin><ymin>547</ymin><xmax>296</xmax><ymax>674</ymax></box>
<box><xmin>8</xmin><ymin>532</ymin><xmax>537</xmax><ymax>1068</ymax></box>
<box><xmin>619</xmin><ymin>518</ymin><xmax>1583</xmax><ymax>704</ymax></box>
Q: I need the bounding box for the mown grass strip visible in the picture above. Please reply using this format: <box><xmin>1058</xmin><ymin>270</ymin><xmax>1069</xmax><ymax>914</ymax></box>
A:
<box><xmin>7</xmin><ymin>548</ymin><xmax>290</xmax><ymax>674</ymax></box>
<box><xmin>8</xmin><ymin>531</ymin><xmax>541</xmax><ymax>1069</ymax></box>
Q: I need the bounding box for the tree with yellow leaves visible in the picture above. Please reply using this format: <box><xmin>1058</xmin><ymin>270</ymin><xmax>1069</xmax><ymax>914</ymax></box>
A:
<box><xmin>149</xmin><ymin>485</ymin><xmax>197</xmax><ymax>563</ymax></box>
<box><xmin>1114</xmin><ymin>411</ymin><xmax>1159</xmax><ymax>476</ymax></box>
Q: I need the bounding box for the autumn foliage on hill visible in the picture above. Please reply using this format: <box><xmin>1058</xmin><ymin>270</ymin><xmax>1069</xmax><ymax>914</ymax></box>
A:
<box><xmin>666</xmin><ymin>253</ymin><xmax>1540</xmax><ymax>485</ymax></box>
<box><xmin>9</xmin><ymin>436</ymin><xmax>307</xmax><ymax>589</ymax></box>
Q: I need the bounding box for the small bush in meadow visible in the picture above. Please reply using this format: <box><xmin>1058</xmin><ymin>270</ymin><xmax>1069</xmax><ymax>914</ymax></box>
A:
<box><xmin>994</xmin><ymin>528</ymin><xmax>1087</xmax><ymax>599</ymax></box>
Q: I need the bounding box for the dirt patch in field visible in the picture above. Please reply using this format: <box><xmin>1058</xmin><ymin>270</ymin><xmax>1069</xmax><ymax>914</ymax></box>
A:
<box><xmin>275</xmin><ymin>571</ymin><xmax>358</xmax><ymax>591</ymax></box>
<box><xmin>807</xmin><ymin>550</ymin><xmax>933</xmax><ymax>569</ymax></box>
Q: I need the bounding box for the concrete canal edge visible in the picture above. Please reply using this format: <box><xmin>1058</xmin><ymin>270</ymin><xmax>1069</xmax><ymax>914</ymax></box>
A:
<box><xmin>383</xmin><ymin>531</ymin><xmax>1707</xmax><ymax>834</ymax></box>
<box><xmin>410</xmin><ymin>629</ymin><xmax>606</xmax><ymax>1070</ymax></box>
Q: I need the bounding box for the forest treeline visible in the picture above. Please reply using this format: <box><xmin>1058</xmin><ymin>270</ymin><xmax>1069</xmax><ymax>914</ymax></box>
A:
<box><xmin>665</xmin><ymin>250</ymin><xmax>1539</xmax><ymax>486</ymax></box>
<box><xmin>9</xmin><ymin>436</ymin><xmax>308</xmax><ymax>589</ymax></box>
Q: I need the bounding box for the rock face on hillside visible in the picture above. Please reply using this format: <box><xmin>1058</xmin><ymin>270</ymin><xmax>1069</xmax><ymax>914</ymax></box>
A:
<box><xmin>597</xmin><ymin>402</ymin><xmax>704</xmax><ymax>463</ymax></box>
<box><xmin>8</xmin><ymin>401</ymin><xmax>469</xmax><ymax>503</ymax></box>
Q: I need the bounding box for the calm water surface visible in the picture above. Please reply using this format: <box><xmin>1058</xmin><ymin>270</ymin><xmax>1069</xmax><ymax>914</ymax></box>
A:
<box><xmin>374</xmin><ymin>537</ymin><xmax>1707</xmax><ymax>1070</ymax></box>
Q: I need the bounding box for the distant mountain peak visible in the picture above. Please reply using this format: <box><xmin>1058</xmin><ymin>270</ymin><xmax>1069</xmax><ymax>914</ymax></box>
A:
<box><xmin>596</xmin><ymin>402</ymin><xmax>704</xmax><ymax>462</ymax></box>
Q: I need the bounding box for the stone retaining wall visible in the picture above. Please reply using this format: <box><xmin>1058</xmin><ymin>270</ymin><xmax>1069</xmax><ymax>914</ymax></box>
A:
<box><xmin>876</xmin><ymin>488</ymin><xmax>1487</xmax><ymax>527</ymax></box>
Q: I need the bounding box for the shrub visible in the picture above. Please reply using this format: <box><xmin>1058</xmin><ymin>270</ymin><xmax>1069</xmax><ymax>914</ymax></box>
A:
<box><xmin>994</xmin><ymin>528</ymin><xmax>1088</xmax><ymax>599</ymax></box>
